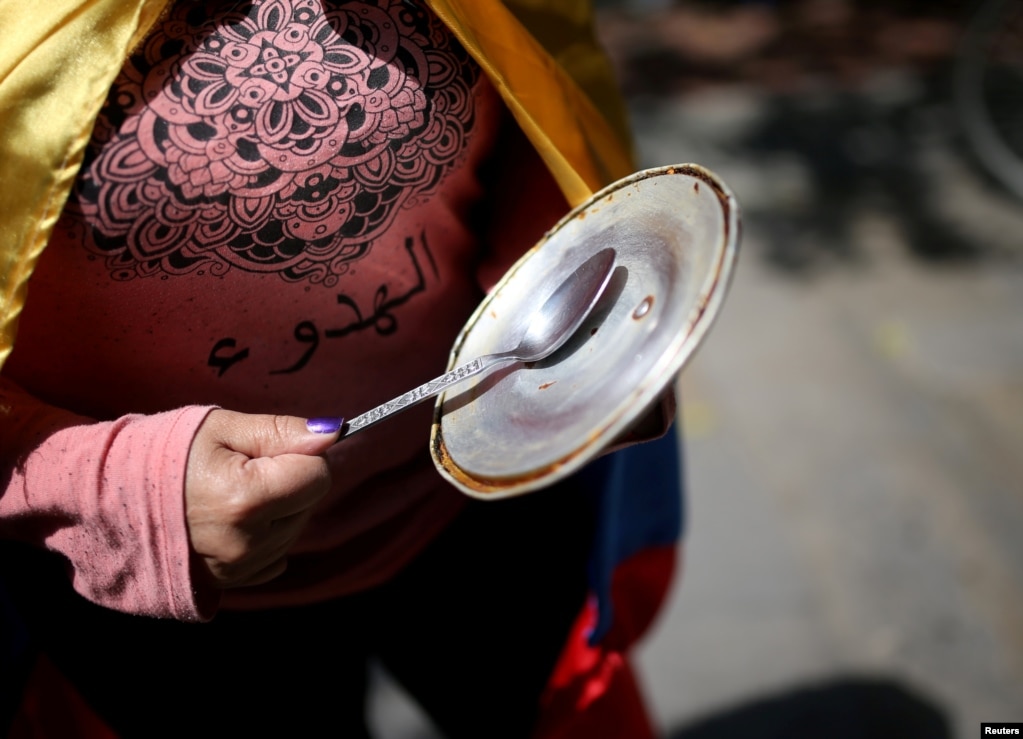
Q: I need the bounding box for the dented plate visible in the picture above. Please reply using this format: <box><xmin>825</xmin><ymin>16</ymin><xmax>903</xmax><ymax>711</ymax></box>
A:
<box><xmin>430</xmin><ymin>164</ymin><xmax>741</xmax><ymax>499</ymax></box>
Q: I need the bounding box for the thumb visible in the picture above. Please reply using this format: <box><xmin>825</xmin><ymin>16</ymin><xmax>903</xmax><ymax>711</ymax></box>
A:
<box><xmin>207</xmin><ymin>411</ymin><xmax>344</xmax><ymax>459</ymax></box>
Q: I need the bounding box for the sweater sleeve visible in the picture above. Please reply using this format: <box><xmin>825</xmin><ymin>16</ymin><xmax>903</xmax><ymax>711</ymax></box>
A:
<box><xmin>0</xmin><ymin>378</ymin><xmax>219</xmax><ymax>621</ymax></box>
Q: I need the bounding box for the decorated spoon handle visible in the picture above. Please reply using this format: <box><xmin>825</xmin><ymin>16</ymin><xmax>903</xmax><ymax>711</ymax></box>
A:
<box><xmin>341</xmin><ymin>352</ymin><xmax>512</xmax><ymax>438</ymax></box>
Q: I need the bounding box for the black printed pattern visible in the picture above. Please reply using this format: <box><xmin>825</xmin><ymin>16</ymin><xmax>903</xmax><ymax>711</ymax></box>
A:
<box><xmin>72</xmin><ymin>0</ymin><xmax>479</xmax><ymax>287</ymax></box>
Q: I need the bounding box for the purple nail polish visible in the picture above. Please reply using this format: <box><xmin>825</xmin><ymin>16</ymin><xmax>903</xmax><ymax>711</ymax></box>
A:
<box><xmin>307</xmin><ymin>417</ymin><xmax>344</xmax><ymax>434</ymax></box>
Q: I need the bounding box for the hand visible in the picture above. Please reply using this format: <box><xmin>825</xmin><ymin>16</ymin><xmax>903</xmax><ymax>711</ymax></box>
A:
<box><xmin>185</xmin><ymin>410</ymin><xmax>342</xmax><ymax>588</ymax></box>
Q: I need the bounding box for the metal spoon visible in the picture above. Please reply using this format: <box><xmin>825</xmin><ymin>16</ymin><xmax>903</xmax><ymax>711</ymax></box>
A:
<box><xmin>340</xmin><ymin>248</ymin><xmax>616</xmax><ymax>438</ymax></box>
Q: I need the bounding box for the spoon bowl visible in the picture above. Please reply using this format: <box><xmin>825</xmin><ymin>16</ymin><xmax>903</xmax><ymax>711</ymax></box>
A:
<box><xmin>492</xmin><ymin>247</ymin><xmax>615</xmax><ymax>363</ymax></box>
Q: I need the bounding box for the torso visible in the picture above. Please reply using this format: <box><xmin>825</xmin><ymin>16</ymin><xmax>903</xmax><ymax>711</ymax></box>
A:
<box><xmin>6</xmin><ymin>0</ymin><xmax>507</xmax><ymax>605</ymax></box>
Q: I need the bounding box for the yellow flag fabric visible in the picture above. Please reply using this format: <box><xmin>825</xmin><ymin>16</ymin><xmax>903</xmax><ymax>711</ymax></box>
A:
<box><xmin>0</xmin><ymin>0</ymin><xmax>634</xmax><ymax>369</ymax></box>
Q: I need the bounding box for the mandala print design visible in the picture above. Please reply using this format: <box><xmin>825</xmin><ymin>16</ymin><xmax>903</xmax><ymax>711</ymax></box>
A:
<box><xmin>74</xmin><ymin>0</ymin><xmax>478</xmax><ymax>285</ymax></box>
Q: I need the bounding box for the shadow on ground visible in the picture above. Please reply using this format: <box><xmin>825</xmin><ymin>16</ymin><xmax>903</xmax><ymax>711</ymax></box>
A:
<box><xmin>667</xmin><ymin>676</ymin><xmax>952</xmax><ymax>739</ymax></box>
<box><xmin>599</xmin><ymin>0</ymin><xmax>1023</xmax><ymax>276</ymax></box>
<box><xmin>734</xmin><ymin>73</ymin><xmax>985</xmax><ymax>272</ymax></box>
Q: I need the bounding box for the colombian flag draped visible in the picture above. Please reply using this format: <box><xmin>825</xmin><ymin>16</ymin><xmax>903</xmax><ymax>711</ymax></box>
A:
<box><xmin>536</xmin><ymin>429</ymin><xmax>683</xmax><ymax>739</ymax></box>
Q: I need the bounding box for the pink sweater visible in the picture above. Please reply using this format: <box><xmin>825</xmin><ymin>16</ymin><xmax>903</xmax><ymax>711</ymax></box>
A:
<box><xmin>0</xmin><ymin>0</ymin><xmax>554</xmax><ymax>620</ymax></box>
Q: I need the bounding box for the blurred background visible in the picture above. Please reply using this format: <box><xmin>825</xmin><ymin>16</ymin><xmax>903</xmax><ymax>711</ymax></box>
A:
<box><xmin>376</xmin><ymin>0</ymin><xmax>1023</xmax><ymax>736</ymax></box>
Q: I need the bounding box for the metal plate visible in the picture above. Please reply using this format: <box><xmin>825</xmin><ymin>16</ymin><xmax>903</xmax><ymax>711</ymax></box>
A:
<box><xmin>430</xmin><ymin>164</ymin><xmax>741</xmax><ymax>499</ymax></box>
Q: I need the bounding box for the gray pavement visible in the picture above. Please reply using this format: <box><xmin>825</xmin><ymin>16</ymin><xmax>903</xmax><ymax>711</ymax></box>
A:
<box><xmin>370</xmin><ymin>48</ymin><xmax>1023</xmax><ymax>739</ymax></box>
<box><xmin>633</xmin><ymin>79</ymin><xmax>1023</xmax><ymax>738</ymax></box>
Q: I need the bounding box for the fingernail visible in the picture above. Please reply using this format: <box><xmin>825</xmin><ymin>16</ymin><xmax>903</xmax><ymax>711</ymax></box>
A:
<box><xmin>307</xmin><ymin>417</ymin><xmax>344</xmax><ymax>434</ymax></box>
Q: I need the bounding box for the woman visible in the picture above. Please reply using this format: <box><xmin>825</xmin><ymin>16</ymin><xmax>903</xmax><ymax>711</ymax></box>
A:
<box><xmin>0</xmin><ymin>1</ymin><xmax>682</xmax><ymax>736</ymax></box>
